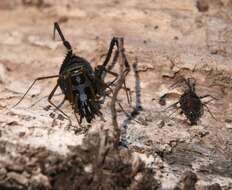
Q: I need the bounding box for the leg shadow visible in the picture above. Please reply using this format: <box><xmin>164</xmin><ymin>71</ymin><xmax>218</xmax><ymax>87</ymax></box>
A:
<box><xmin>120</xmin><ymin>61</ymin><xmax>143</xmax><ymax>147</ymax></box>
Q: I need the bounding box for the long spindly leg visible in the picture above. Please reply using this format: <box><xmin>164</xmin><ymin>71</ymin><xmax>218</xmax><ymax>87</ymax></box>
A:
<box><xmin>105</xmin><ymin>74</ymin><xmax>133</xmax><ymax>123</ymax></box>
<box><xmin>200</xmin><ymin>94</ymin><xmax>218</xmax><ymax>100</ymax></box>
<box><xmin>123</xmin><ymin>80</ymin><xmax>132</xmax><ymax>105</ymax></box>
<box><xmin>48</xmin><ymin>83</ymin><xmax>72</xmax><ymax>126</ymax></box>
<box><xmin>54</xmin><ymin>22</ymin><xmax>66</xmax><ymax>42</ymax></box>
<box><xmin>161</xmin><ymin>101</ymin><xmax>181</xmax><ymax>122</ymax></box>
<box><xmin>162</xmin><ymin>103</ymin><xmax>181</xmax><ymax>124</ymax></box>
<box><xmin>203</xmin><ymin>103</ymin><xmax>217</xmax><ymax>121</ymax></box>
<box><xmin>110</xmin><ymin>38</ymin><xmax>131</xmax><ymax>144</ymax></box>
<box><xmin>53</xmin><ymin>96</ymin><xmax>66</xmax><ymax>111</ymax></box>
<box><xmin>107</xmin><ymin>49</ymin><xmax>119</xmax><ymax>72</ymax></box>
<box><xmin>168</xmin><ymin>105</ymin><xmax>180</xmax><ymax>118</ymax></box>
<box><xmin>106</xmin><ymin>93</ymin><xmax>142</xmax><ymax>125</ymax></box>
<box><xmin>97</xmin><ymin>37</ymin><xmax>131</xmax><ymax>103</ymax></box>
<box><xmin>201</xmin><ymin>98</ymin><xmax>215</xmax><ymax>105</ymax></box>
<box><xmin>50</xmin><ymin>96</ymin><xmax>67</xmax><ymax>121</ymax></box>
<box><xmin>122</xmin><ymin>50</ymin><xmax>130</xmax><ymax>69</ymax></box>
<box><xmin>102</xmin><ymin>37</ymin><xmax>119</xmax><ymax>68</ymax></box>
<box><xmin>13</xmin><ymin>75</ymin><xmax>60</xmax><ymax>108</ymax></box>
<box><xmin>100</xmin><ymin>37</ymin><xmax>129</xmax><ymax>72</ymax></box>
<box><xmin>105</xmin><ymin>69</ymin><xmax>118</xmax><ymax>86</ymax></box>
<box><xmin>169</xmin><ymin>76</ymin><xmax>185</xmax><ymax>89</ymax></box>
<box><xmin>117</xmin><ymin>102</ymin><xmax>143</xmax><ymax>125</ymax></box>
<box><xmin>105</xmin><ymin>82</ymin><xmax>131</xmax><ymax>108</ymax></box>
<box><xmin>74</xmin><ymin>112</ymin><xmax>82</xmax><ymax>131</ymax></box>
<box><xmin>162</xmin><ymin>101</ymin><xmax>180</xmax><ymax>112</ymax></box>
<box><xmin>94</xmin><ymin>37</ymin><xmax>119</xmax><ymax>84</ymax></box>
<box><xmin>121</xmin><ymin>50</ymin><xmax>131</xmax><ymax>104</ymax></box>
<box><xmin>105</xmin><ymin>69</ymin><xmax>131</xmax><ymax>105</ymax></box>
<box><xmin>53</xmin><ymin>22</ymin><xmax>72</xmax><ymax>52</ymax></box>
<box><xmin>200</xmin><ymin>94</ymin><xmax>217</xmax><ymax>120</ymax></box>
<box><xmin>110</xmin><ymin>39</ymin><xmax>131</xmax><ymax>104</ymax></box>
<box><xmin>29</xmin><ymin>92</ymin><xmax>63</xmax><ymax>108</ymax></box>
<box><xmin>121</xmin><ymin>63</ymin><xmax>131</xmax><ymax>105</ymax></box>
<box><xmin>169</xmin><ymin>77</ymin><xmax>195</xmax><ymax>91</ymax></box>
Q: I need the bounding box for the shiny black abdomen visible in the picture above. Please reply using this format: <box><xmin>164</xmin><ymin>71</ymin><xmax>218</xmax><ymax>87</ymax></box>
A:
<box><xmin>179</xmin><ymin>92</ymin><xmax>203</xmax><ymax>124</ymax></box>
<box><xmin>58</xmin><ymin>54</ymin><xmax>94</xmax><ymax>97</ymax></box>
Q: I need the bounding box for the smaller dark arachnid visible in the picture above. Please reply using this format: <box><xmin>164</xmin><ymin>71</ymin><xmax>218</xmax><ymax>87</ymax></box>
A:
<box><xmin>161</xmin><ymin>77</ymin><xmax>217</xmax><ymax>125</ymax></box>
<box><xmin>13</xmin><ymin>22</ymin><xmax>130</xmax><ymax>126</ymax></box>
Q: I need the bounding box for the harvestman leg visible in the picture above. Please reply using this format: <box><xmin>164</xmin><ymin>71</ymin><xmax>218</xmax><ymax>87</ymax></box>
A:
<box><xmin>200</xmin><ymin>94</ymin><xmax>217</xmax><ymax>120</ymax></box>
<box><xmin>170</xmin><ymin>77</ymin><xmax>195</xmax><ymax>91</ymax></box>
<box><xmin>162</xmin><ymin>101</ymin><xmax>180</xmax><ymax>112</ymax></box>
<box><xmin>54</xmin><ymin>96</ymin><xmax>66</xmax><ymax>110</ymax></box>
<box><xmin>168</xmin><ymin>103</ymin><xmax>181</xmax><ymax>118</ymax></box>
<box><xmin>169</xmin><ymin>77</ymin><xmax>185</xmax><ymax>89</ymax></box>
<box><xmin>106</xmin><ymin>39</ymin><xmax>140</xmax><ymax>124</ymax></box>
<box><xmin>105</xmin><ymin>85</ymin><xmax>141</xmax><ymax>124</ymax></box>
<box><xmin>48</xmin><ymin>83</ymin><xmax>72</xmax><ymax>126</ymax></box>
<box><xmin>29</xmin><ymin>92</ymin><xmax>63</xmax><ymax>108</ymax></box>
<box><xmin>200</xmin><ymin>94</ymin><xmax>218</xmax><ymax>100</ymax></box>
<box><xmin>101</xmin><ymin>37</ymin><xmax>120</xmax><ymax>68</ymax></box>
<box><xmin>54</xmin><ymin>22</ymin><xmax>72</xmax><ymax>51</ymax></box>
<box><xmin>106</xmin><ymin>49</ymin><xmax>119</xmax><ymax>73</ymax></box>
<box><xmin>105</xmin><ymin>69</ymin><xmax>131</xmax><ymax>105</ymax></box>
<box><xmin>74</xmin><ymin>111</ymin><xmax>82</xmax><ymax>129</ymax></box>
<box><xmin>101</xmin><ymin>37</ymin><xmax>131</xmax><ymax>105</ymax></box>
<box><xmin>203</xmin><ymin>103</ymin><xmax>217</xmax><ymax>120</ymax></box>
<box><xmin>13</xmin><ymin>75</ymin><xmax>60</xmax><ymax>108</ymax></box>
<box><xmin>104</xmin><ymin>47</ymin><xmax>130</xmax><ymax>104</ymax></box>
<box><xmin>121</xmin><ymin>50</ymin><xmax>131</xmax><ymax>104</ymax></box>
<box><xmin>200</xmin><ymin>95</ymin><xmax>217</xmax><ymax>120</ymax></box>
<box><xmin>13</xmin><ymin>74</ymin><xmax>73</xmax><ymax>125</ymax></box>
<box><xmin>201</xmin><ymin>98</ymin><xmax>215</xmax><ymax>105</ymax></box>
<box><xmin>161</xmin><ymin>101</ymin><xmax>181</xmax><ymax>119</ymax></box>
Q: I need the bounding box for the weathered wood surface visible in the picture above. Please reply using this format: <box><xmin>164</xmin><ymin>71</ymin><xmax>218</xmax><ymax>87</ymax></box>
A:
<box><xmin>1</xmin><ymin>0</ymin><xmax>232</xmax><ymax>189</ymax></box>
